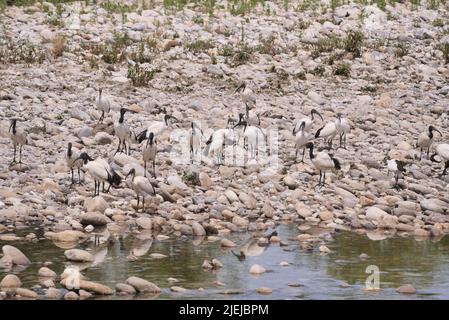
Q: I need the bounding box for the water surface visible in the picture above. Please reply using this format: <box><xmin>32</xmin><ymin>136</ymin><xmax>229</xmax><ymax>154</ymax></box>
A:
<box><xmin>1</xmin><ymin>224</ymin><xmax>449</xmax><ymax>300</ymax></box>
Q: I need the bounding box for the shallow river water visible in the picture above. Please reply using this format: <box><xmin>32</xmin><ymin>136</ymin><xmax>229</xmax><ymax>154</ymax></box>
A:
<box><xmin>1</xmin><ymin>223</ymin><xmax>449</xmax><ymax>300</ymax></box>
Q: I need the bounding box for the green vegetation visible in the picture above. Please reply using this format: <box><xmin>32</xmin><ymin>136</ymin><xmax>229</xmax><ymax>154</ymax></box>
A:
<box><xmin>182</xmin><ymin>170</ymin><xmax>200</xmax><ymax>186</ymax></box>
<box><xmin>333</xmin><ymin>62</ymin><xmax>351</xmax><ymax>77</ymax></box>
<box><xmin>185</xmin><ymin>39</ymin><xmax>215</xmax><ymax>54</ymax></box>
<box><xmin>127</xmin><ymin>63</ymin><xmax>160</xmax><ymax>86</ymax></box>
<box><xmin>438</xmin><ymin>43</ymin><xmax>449</xmax><ymax>64</ymax></box>
<box><xmin>393</xmin><ymin>41</ymin><xmax>410</xmax><ymax>58</ymax></box>
<box><xmin>312</xmin><ymin>30</ymin><xmax>364</xmax><ymax>59</ymax></box>
<box><xmin>344</xmin><ymin>30</ymin><xmax>364</xmax><ymax>58</ymax></box>
<box><xmin>0</xmin><ymin>36</ymin><xmax>47</xmax><ymax>64</ymax></box>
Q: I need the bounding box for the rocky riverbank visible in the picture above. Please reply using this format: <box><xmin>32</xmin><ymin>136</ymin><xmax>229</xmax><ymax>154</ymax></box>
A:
<box><xmin>1</xmin><ymin>0</ymin><xmax>449</xmax><ymax>299</ymax></box>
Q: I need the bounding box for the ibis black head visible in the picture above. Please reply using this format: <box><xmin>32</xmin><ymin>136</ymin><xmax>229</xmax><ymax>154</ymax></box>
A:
<box><xmin>305</xmin><ymin>142</ymin><xmax>314</xmax><ymax>149</ymax></box>
<box><xmin>125</xmin><ymin>168</ymin><xmax>136</xmax><ymax>179</ymax></box>
<box><xmin>429</xmin><ymin>126</ymin><xmax>442</xmax><ymax>136</ymax></box>
<box><xmin>205</xmin><ymin>134</ymin><xmax>213</xmax><ymax>145</ymax></box>
<box><xmin>235</xmin><ymin>81</ymin><xmax>246</xmax><ymax>93</ymax></box>
<box><xmin>99</xmin><ymin>88</ymin><xmax>103</xmax><ymax>95</ymax></box>
<box><xmin>9</xmin><ymin>119</ymin><xmax>17</xmax><ymax>133</ymax></box>
<box><xmin>67</xmin><ymin>142</ymin><xmax>73</xmax><ymax>156</ymax></box>
<box><xmin>110</xmin><ymin>171</ymin><xmax>122</xmax><ymax>187</ymax></box>
<box><xmin>147</xmin><ymin>132</ymin><xmax>155</xmax><ymax>145</ymax></box>
<box><xmin>77</xmin><ymin>152</ymin><xmax>94</xmax><ymax>164</ymax></box>
<box><xmin>311</xmin><ymin>109</ymin><xmax>324</xmax><ymax>121</ymax></box>
<box><xmin>293</xmin><ymin>121</ymin><xmax>306</xmax><ymax>135</ymax></box>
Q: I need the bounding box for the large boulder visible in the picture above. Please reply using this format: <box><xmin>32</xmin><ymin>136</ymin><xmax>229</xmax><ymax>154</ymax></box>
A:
<box><xmin>0</xmin><ymin>274</ymin><xmax>21</xmax><ymax>289</ymax></box>
<box><xmin>126</xmin><ymin>276</ymin><xmax>161</xmax><ymax>293</ymax></box>
<box><xmin>64</xmin><ymin>249</ymin><xmax>94</xmax><ymax>262</ymax></box>
<box><xmin>84</xmin><ymin>197</ymin><xmax>109</xmax><ymax>214</ymax></box>
<box><xmin>1</xmin><ymin>245</ymin><xmax>31</xmax><ymax>265</ymax></box>
<box><xmin>79</xmin><ymin>212</ymin><xmax>111</xmax><ymax>226</ymax></box>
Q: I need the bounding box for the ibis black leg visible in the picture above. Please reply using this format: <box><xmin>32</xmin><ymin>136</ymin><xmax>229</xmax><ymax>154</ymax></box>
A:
<box><xmin>136</xmin><ymin>196</ymin><xmax>140</xmax><ymax>212</ymax></box>
<box><xmin>71</xmin><ymin>168</ymin><xmax>74</xmax><ymax>184</ymax></box>
<box><xmin>152</xmin><ymin>160</ymin><xmax>156</xmax><ymax>178</ymax></box>
<box><xmin>301</xmin><ymin>147</ymin><xmax>305</xmax><ymax>163</ymax></box>
<box><xmin>78</xmin><ymin>168</ymin><xmax>81</xmax><ymax>184</ymax></box>
<box><xmin>144</xmin><ymin>161</ymin><xmax>147</xmax><ymax>177</ymax></box>
<box><xmin>11</xmin><ymin>144</ymin><xmax>17</xmax><ymax>164</ymax></box>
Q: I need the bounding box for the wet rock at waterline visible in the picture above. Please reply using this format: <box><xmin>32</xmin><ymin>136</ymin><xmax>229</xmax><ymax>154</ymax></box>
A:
<box><xmin>64</xmin><ymin>249</ymin><xmax>94</xmax><ymax>262</ymax></box>
<box><xmin>1</xmin><ymin>245</ymin><xmax>31</xmax><ymax>265</ymax></box>
<box><xmin>126</xmin><ymin>276</ymin><xmax>161</xmax><ymax>294</ymax></box>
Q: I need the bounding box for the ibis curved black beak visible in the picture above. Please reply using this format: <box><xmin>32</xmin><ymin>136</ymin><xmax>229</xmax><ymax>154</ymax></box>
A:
<box><xmin>431</xmin><ymin>126</ymin><xmax>442</xmax><ymax>136</ymax></box>
<box><xmin>430</xmin><ymin>154</ymin><xmax>441</xmax><ymax>163</ymax></box>
<box><xmin>311</xmin><ymin>109</ymin><xmax>324</xmax><ymax>121</ymax></box>
<box><xmin>235</xmin><ymin>82</ymin><xmax>245</xmax><ymax>93</ymax></box>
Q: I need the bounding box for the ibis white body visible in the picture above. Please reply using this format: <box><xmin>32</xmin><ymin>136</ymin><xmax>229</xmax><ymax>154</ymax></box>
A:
<box><xmin>306</xmin><ymin>142</ymin><xmax>340</xmax><ymax>186</ymax></box>
<box><xmin>142</xmin><ymin>135</ymin><xmax>157</xmax><ymax>178</ymax></box>
<box><xmin>293</xmin><ymin>109</ymin><xmax>324</xmax><ymax>133</ymax></box>
<box><xmin>126</xmin><ymin>169</ymin><xmax>156</xmax><ymax>211</ymax></box>
<box><xmin>315</xmin><ymin>122</ymin><xmax>338</xmax><ymax>149</ymax></box>
<box><xmin>435</xmin><ymin>144</ymin><xmax>449</xmax><ymax>161</ymax></box>
<box><xmin>8</xmin><ymin>119</ymin><xmax>27</xmax><ymax>164</ymax></box>
<box><xmin>335</xmin><ymin>116</ymin><xmax>351</xmax><ymax>148</ymax></box>
<box><xmin>96</xmin><ymin>89</ymin><xmax>111</xmax><ymax>122</ymax></box>
<box><xmin>294</xmin><ymin>130</ymin><xmax>312</xmax><ymax>163</ymax></box>
<box><xmin>418</xmin><ymin>126</ymin><xmax>442</xmax><ymax>159</ymax></box>
<box><xmin>66</xmin><ymin>143</ymin><xmax>84</xmax><ymax>184</ymax></box>
<box><xmin>386</xmin><ymin>159</ymin><xmax>406</xmax><ymax>187</ymax></box>
<box><xmin>189</xmin><ymin>124</ymin><xmax>202</xmax><ymax>163</ymax></box>
<box><xmin>431</xmin><ymin>143</ymin><xmax>449</xmax><ymax>176</ymax></box>
<box><xmin>242</xmin><ymin>125</ymin><xmax>266</xmax><ymax>159</ymax></box>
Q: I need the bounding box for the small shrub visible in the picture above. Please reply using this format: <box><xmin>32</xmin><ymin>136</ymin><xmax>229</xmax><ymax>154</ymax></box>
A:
<box><xmin>185</xmin><ymin>39</ymin><xmax>215</xmax><ymax>54</ymax></box>
<box><xmin>127</xmin><ymin>63</ymin><xmax>160</xmax><ymax>87</ymax></box>
<box><xmin>394</xmin><ymin>41</ymin><xmax>409</xmax><ymax>58</ymax></box>
<box><xmin>0</xmin><ymin>37</ymin><xmax>47</xmax><ymax>64</ymax></box>
<box><xmin>220</xmin><ymin>44</ymin><xmax>235</xmax><ymax>57</ymax></box>
<box><xmin>438</xmin><ymin>43</ymin><xmax>449</xmax><ymax>64</ymax></box>
<box><xmin>310</xmin><ymin>65</ymin><xmax>325</xmax><ymax>76</ymax></box>
<box><xmin>51</xmin><ymin>36</ymin><xmax>65</xmax><ymax>57</ymax></box>
<box><xmin>182</xmin><ymin>170</ymin><xmax>200</xmax><ymax>186</ymax></box>
<box><xmin>334</xmin><ymin>63</ymin><xmax>351</xmax><ymax>77</ymax></box>
<box><xmin>344</xmin><ymin>30</ymin><xmax>364</xmax><ymax>57</ymax></box>
<box><xmin>232</xmin><ymin>43</ymin><xmax>255</xmax><ymax>66</ymax></box>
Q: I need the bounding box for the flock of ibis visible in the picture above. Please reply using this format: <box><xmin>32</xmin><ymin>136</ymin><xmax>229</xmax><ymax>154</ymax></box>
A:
<box><xmin>6</xmin><ymin>81</ymin><xmax>449</xmax><ymax>213</ymax></box>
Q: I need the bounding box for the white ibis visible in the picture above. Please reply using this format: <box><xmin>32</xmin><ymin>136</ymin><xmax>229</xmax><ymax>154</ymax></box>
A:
<box><xmin>386</xmin><ymin>158</ymin><xmax>406</xmax><ymax>188</ymax></box>
<box><xmin>189</xmin><ymin>122</ymin><xmax>203</xmax><ymax>163</ymax></box>
<box><xmin>293</xmin><ymin>109</ymin><xmax>324</xmax><ymax>133</ymax></box>
<box><xmin>96</xmin><ymin>88</ymin><xmax>111</xmax><ymax>124</ymax></box>
<box><xmin>418</xmin><ymin>126</ymin><xmax>442</xmax><ymax>159</ymax></box>
<box><xmin>143</xmin><ymin>132</ymin><xmax>157</xmax><ymax>178</ymax></box>
<box><xmin>235</xmin><ymin>80</ymin><xmax>256</xmax><ymax>108</ymax></box>
<box><xmin>315</xmin><ymin>121</ymin><xmax>338</xmax><ymax>150</ymax></box>
<box><xmin>136</xmin><ymin>111</ymin><xmax>179</xmax><ymax>143</ymax></box>
<box><xmin>114</xmin><ymin>108</ymin><xmax>134</xmax><ymax>155</ymax></box>
<box><xmin>335</xmin><ymin>113</ymin><xmax>351</xmax><ymax>149</ymax></box>
<box><xmin>77</xmin><ymin>154</ymin><xmax>122</xmax><ymax>196</ymax></box>
<box><xmin>125</xmin><ymin>168</ymin><xmax>156</xmax><ymax>212</ymax></box>
<box><xmin>204</xmin><ymin>130</ymin><xmax>230</xmax><ymax>164</ymax></box>
<box><xmin>65</xmin><ymin>142</ymin><xmax>86</xmax><ymax>184</ymax></box>
<box><xmin>293</xmin><ymin>121</ymin><xmax>312</xmax><ymax>163</ymax></box>
<box><xmin>305</xmin><ymin>142</ymin><xmax>341</xmax><ymax>187</ymax></box>
<box><xmin>233</xmin><ymin>117</ymin><xmax>267</xmax><ymax>159</ymax></box>
<box><xmin>430</xmin><ymin>143</ymin><xmax>449</xmax><ymax>176</ymax></box>
<box><xmin>8</xmin><ymin>119</ymin><xmax>27</xmax><ymax>165</ymax></box>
